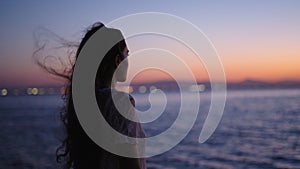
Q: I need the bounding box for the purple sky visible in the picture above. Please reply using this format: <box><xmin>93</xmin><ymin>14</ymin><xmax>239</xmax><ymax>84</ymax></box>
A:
<box><xmin>1</xmin><ymin>0</ymin><xmax>300</xmax><ymax>87</ymax></box>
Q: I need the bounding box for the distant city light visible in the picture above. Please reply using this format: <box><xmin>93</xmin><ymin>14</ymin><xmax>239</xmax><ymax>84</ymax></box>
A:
<box><xmin>26</xmin><ymin>87</ymin><xmax>39</xmax><ymax>95</ymax></box>
<box><xmin>1</xmin><ymin>88</ymin><xmax>8</xmax><ymax>96</ymax></box>
<box><xmin>60</xmin><ymin>87</ymin><xmax>66</xmax><ymax>95</ymax></box>
<box><xmin>32</xmin><ymin>88</ymin><xmax>38</xmax><ymax>95</ymax></box>
<box><xmin>27</xmin><ymin>88</ymin><xmax>32</xmax><ymax>95</ymax></box>
<box><xmin>128</xmin><ymin>86</ymin><xmax>133</xmax><ymax>93</ymax></box>
<box><xmin>115</xmin><ymin>85</ymin><xmax>134</xmax><ymax>93</ymax></box>
<box><xmin>0</xmin><ymin>86</ymin><xmax>68</xmax><ymax>96</ymax></box>
<box><xmin>189</xmin><ymin>84</ymin><xmax>205</xmax><ymax>92</ymax></box>
<box><xmin>149</xmin><ymin>86</ymin><xmax>157</xmax><ymax>93</ymax></box>
<box><xmin>48</xmin><ymin>88</ymin><xmax>55</xmax><ymax>94</ymax></box>
<box><xmin>138</xmin><ymin>86</ymin><xmax>147</xmax><ymax>93</ymax></box>
<box><xmin>38</xmin><ymin>88</ymin><xmax>45</xmax><ymax>95</ymax></box>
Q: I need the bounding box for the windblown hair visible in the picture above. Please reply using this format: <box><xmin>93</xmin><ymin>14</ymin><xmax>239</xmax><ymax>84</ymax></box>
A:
<box><xmin>34</xmin><ymin>22</ymin><xmax>127</xmax><ymax>169</ymax></box>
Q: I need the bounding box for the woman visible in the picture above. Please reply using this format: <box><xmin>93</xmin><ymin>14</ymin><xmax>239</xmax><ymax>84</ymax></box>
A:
<box><xmin>52</xmin><ymin>22</ymin><xmax>146</xmax><ymax>169</ymax></box>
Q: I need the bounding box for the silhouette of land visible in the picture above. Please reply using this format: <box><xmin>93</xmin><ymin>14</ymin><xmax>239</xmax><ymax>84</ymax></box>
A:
<box><xmin>226</xmin><ymin>79</ymin><xmax>300</xmax><ymax>90</ymax></box>
<box><xmin>1</xmin><ymin>79</ymin><xmax>300</xmax><ymax>96</ymax></box>
<box><xmin>129</xmin><ymin>79</ymin><xmax>300</xmax><ymax>91</ymax></box>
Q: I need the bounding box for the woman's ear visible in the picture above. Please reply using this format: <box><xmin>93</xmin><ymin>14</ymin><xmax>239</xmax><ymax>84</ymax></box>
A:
<box><xmin>114</xmin><ymin>55</ymin><xmax>122</xmax><ymax>67</ymax></box>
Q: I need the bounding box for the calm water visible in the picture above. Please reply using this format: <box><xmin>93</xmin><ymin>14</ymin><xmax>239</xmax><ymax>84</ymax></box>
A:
<box><xmin>0</xmin><ymin>89</ymin><xmax>300</xmax><ymax>169</ymax></box>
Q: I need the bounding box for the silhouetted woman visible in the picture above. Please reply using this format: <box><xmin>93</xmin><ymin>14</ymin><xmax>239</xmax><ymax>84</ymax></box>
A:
<box><xmin>49</xmin><ymin>23</ymin><xmax>146</xmax><ymax>169</ymax></box>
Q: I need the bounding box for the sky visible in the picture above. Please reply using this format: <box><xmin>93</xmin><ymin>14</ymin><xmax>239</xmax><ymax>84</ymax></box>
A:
<box><xmin>0</xmin><ymin>0</ymin><xmax>300</xmax><ymax>87</ymax></box>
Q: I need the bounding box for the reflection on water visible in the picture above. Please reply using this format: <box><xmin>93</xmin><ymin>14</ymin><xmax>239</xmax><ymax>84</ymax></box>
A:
<box><xmin>0</xmin><ymin>89</ymin><xmax>299</xmax><ymax>169</ymax></box>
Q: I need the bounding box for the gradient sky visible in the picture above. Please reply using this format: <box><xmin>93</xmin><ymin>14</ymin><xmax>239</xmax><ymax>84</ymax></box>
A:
<box><xmin>0</xmin><ymin>0</ymin><xmax>300</xmax><ymax>87</ymax></box>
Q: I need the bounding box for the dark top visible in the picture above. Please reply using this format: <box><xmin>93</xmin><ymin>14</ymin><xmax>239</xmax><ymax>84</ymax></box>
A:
<box><xmin>96</xmin><ymin>88</ymin><xmax>146</xmax><ymax>169</ymax></box>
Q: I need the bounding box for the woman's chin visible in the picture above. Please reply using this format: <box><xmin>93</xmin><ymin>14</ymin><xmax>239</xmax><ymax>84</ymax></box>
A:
<box><xmin>117</xmin><ymin>77</ymin><xmax>127</xmax><ymax>82</ymax></box>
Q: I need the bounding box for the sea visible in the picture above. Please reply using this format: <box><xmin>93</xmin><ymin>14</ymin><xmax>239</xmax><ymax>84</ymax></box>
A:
<box><xmin>0</xmin><ymin>89</ymin><xmax>299</xmax><ymax>169</ymax></box>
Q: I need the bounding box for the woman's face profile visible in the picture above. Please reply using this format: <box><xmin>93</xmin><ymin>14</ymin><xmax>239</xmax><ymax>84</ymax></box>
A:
<box><xmin>115</xmin><ymin>46</ymin><xmax>129</xmax><ymax>82</ymax></box>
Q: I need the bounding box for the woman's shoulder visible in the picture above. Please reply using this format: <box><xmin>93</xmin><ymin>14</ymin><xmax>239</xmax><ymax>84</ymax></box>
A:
<box><xmin>112</xmin><ymin>89</ymin><xmax>135</xmax><ymax>107</ymax></box>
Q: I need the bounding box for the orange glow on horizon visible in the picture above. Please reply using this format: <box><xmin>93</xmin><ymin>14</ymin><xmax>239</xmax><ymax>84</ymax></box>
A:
<box><xmin>1</xmin><ymin>36</ymin><xmax>300</xmax><ymax>87</ymax></box>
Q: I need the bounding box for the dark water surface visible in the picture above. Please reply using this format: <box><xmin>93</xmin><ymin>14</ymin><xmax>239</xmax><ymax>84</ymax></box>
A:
<box><xmin>0</xmin><ymin>89</ymin><xmax>299</xmax><ymax>169</ymax></box>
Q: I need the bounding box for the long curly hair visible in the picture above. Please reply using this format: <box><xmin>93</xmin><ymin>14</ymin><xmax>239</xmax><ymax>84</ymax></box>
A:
<box><xmin>34</xmin><ymin>22</ymin><xmax>127</xmax><ymax>169</ymax></box>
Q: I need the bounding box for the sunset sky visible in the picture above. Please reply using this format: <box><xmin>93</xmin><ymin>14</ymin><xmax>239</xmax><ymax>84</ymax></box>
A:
<box><xmin>0</xmin><ymin>0</ymin><xmax>300</xmax><ymax>87</ymax></box>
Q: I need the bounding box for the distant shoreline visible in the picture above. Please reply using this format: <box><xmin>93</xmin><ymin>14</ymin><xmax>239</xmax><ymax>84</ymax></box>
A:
<box><xmin>1</xmin><ymin>80</ymin><xmax>300</xmax><ymax>96</ymax></box>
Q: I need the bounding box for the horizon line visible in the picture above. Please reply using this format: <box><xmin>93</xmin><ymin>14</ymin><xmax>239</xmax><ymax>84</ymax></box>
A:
<box><xmin>1</xmin><ymin>78</ymin><xmax>300</xmax><ymax>89</ymax></box>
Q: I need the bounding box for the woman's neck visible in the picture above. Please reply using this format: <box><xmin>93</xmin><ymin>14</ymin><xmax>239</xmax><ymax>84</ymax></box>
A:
<box><xmin>97</xmin><ymin>78</ymin><xmax>116</xmax><ymax>89</ymax></box>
